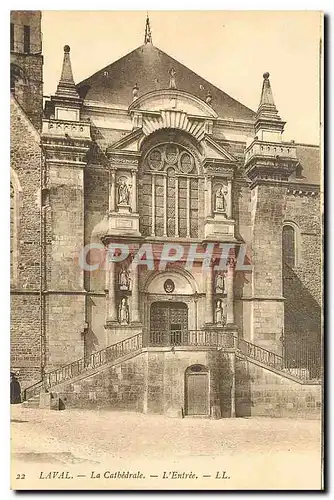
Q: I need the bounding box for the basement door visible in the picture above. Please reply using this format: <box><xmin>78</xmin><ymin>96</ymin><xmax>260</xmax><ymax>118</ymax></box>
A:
<box><xmin>185</xmin><ymin>365</ymin><xmax>209</xmax><ymax>416</ymax></box>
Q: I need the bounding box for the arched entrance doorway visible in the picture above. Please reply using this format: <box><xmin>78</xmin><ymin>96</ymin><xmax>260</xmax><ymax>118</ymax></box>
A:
<box><xmin>150</xmin><ymin>301</ymin><xmax>188</xmax><ymax>346</ymax></box>
<box><xmin>185</xmin><ymin>364</ymin><xmax>209</xmax><ymax>416</ymax></box>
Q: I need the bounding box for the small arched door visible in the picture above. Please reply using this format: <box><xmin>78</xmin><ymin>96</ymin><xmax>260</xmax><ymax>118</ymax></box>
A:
<box><xmin>185</xmin><ymin>365</ymin><xmax>209</xmax><ymax>416</ymax></box>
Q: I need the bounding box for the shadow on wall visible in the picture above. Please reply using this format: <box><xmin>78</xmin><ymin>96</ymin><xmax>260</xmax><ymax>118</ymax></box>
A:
<box><xmin>283</xmin><ymin>263</ymin><xmax>321</xmax><ymax>378</ymax></box>
<box><xmin>235</xmin><ymin>358</ymin><xmax>253</xmax><ymax>417</ymax></box>
<box><xmin>218</xmin><ymin>355</ymin><xmax>234</xmax><ymax>418</ymax></box>
<box><xmin>84</xmin><ymin>297</ymin><xmax>100</xmax><ymax>359</ymax></box>
<box><xmin>209</xmin><ymin>352</ymin><xmax>235</xmax><ymax>418</ymax></box>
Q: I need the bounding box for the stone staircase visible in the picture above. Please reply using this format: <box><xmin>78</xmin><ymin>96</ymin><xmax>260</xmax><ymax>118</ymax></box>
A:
<box><xmin>23</xmin><ymin>333</ymin><xmax>144</xmax><ymax>403</ymax></box>
<box><xmin>22</xmin><ymin>332</ymin><xmax>321</xmax><ymax>412</ymax></box>
<box><xmin>22</xmin><ymin>394</ymin><xmax>40</xmax><ymax>408</ymax></box>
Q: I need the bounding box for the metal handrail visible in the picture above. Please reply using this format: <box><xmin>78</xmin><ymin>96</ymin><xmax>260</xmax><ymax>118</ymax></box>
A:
<box><xmin>148</xmin><ymin>329</ymin><xmax>235</xmax><ymax>348</ymax></box>
<box><xmin>24</xmin><ymin>333</ymin><xmax>143</xmax><ymax>400</ymax></box>
<box><xmin>237</xmin><ymin>337</ymin><xmax>321</xmax><ymax>381</ymax></box>
<box><xmin>23</xmin><ymin>330</ymin><xmax>320</xmax><ymax>402</ymax></box>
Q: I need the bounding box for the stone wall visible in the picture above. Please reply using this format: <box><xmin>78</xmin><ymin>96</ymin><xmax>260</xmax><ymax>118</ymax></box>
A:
<box><xmin>53</xmin><ymin>349</ymin><xmax>235</xmax><ymax>417</ymax></box>
<box><xmin>45</xmin><ymin>348</ymin><xmax>321</xmax><ymax>418</ymax></box>
<box><xmin>45</xmin><ymin>294</ymin><xmax>85</xmax><ymax>370</ymax></box>
<box><xmin>47</xmin><ymin>164</ymin><xmax>85</xmax><ymax>291</ymax></box>
<box><xmin>10</xmin><ymin>97</ymin><xmax>42</xmax><ymax>386</ymax></box>
<box><xmin>10</xmin><ymin>98</ymin><xmax>41</xmax><ymax>289</ymax></box>
<box><xmin>10</xmin><ymin>11</ymin><xmax>43</xmax><ymax>131</ymax></box>
<box><xmin>11</xmin><ymin>293</ymin><xmax>41</xmax><ymax>388</ymax></box>
<box><xmin>56</xmin><ymin>353</ymin><xmax>146</xmax><ymax>411</ymax></box>
<box><xmin>235</xmin><ymin>357</ymin><xmax>321</xmax><ymax>418</ymax></box>
<box><xmin>248</xmin><ymin>184</ymin><xmax>287</xmax><ymax>351</ymax></box>
<box><xmin>84</xmin><ymin>165</ymin><xmax>109</xmax><ymax>292</ymax></box>
<box><xmin>282</xmin><ymin>193</ymin><xmax>322</xmax><ymax>361</ymax></box>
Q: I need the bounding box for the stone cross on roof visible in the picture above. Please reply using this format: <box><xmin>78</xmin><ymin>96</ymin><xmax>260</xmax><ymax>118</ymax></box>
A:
<box><xmin>144</xmin><ymin>14</ymin><xmax>152</xmax><ymax>44</ymax></box>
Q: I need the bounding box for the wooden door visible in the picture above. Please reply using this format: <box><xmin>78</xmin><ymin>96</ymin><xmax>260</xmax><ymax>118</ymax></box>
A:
<box><xmin>150</xmin><ymin>302</ymin><xmax>188</xmax><ymax>345</ymax></box>
<box><xmin>185</xmin><ymin>365</ymin><xmax>209</xmax><ymax>416</ymax></box>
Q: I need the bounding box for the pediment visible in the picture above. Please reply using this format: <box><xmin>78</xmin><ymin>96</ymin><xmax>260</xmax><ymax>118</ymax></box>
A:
<box><xmin>129</xmin><ymin>89</ymin><xmax>218</xmax><ymax>119</ymax></box>
<box><xmin>203</xmin><ymin>136</ymin><xmax>238</xmax><ymax>162</ymax></box>
<box><xmin>108</xmin><ymin>117</ymin><xmax>238</xmax><ymax>168</ymax></box>
<box><xmin>108</xmin><ymin>128</ymin><xmax>144</xmax><ymax>153</ymax></box>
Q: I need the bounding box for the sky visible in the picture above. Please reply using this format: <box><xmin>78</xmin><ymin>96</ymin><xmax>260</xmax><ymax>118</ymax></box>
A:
<box><xmin>41</xmin><ymin>10</ymin><xmax>321</xmax><ymax>145</ymax></box>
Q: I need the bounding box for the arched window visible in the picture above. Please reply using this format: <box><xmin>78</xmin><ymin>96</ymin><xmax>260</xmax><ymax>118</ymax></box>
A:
<box><xmin>282</xmin><ymin>223</ymin><xmax>300</xmax><ymax>268</ymax></box>
<box><xmin>140</xmin><ymin>141</ymin><xmax>201</xmax><ymax>238</ymax></box>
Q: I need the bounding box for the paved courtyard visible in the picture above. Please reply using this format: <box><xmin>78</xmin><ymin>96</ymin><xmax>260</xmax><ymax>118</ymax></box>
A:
<box><xmin>11</xmin><ymin>405</ymin><xmax>322</xmax><ymax>490</ymax></box>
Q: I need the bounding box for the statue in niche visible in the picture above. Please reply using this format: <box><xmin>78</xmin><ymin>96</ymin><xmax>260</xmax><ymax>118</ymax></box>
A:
<box><xmin>118</xmin><ymin>267</ymin><xmax>131</xmax><ymax>291</ymax></box>
<box><xmin>215</xmin><ymin>300</ymin><xmax>226</xmax><ymax>325</ymax></box>
<box><xmin>118</xmin><ymin>178</ymin><xmax>130</xmax><ymax>205</ymax></box>
<box><xmin>214</xmin><ymin>184</ymin><xmax>228</xmax><ymax>214</ymax></box>
<box><xmin>169</xmin><ymin>67</ymin><xmax>176</xmax><ymax>89</ymax></box>
<box><xmin>119</xmin><ymin>297</ymin><xmax>130</xmax><ymax>324</ymax></box>
<box><xmin>215</xmin><ymin>273</ymin><xmax>226</xmax><ymax>295</ymax></box>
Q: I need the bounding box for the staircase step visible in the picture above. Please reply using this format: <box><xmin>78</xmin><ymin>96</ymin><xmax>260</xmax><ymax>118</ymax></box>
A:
<box><xmin>22</xmin><ymin>401</ymin><xmax>40</xmax><ymax>408</ymax></box>
<box><xmin>22</xmin><ymin>394</ymin><xmax>40</xmax><ymax>407</ymax></box>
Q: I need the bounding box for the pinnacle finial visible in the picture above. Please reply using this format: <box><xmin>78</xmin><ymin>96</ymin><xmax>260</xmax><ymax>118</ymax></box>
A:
<box><xmin>144</xmin><ymin>13</ymin><xmax>152</xmax><ymax>44</ymax></box>
<box><xmin>55</xmin><ymin>44</ymin><xmax>80</xmax><ymax>99</ymax></box>
<box><xmin>255</xmin><ymin>71</ymin><xmax>285</xmax><ymax>136</ymax></box>
<box><xmin>259</xmin><ymin>71</ymin><xmax>275</xmax><ymax>108</ymax></box>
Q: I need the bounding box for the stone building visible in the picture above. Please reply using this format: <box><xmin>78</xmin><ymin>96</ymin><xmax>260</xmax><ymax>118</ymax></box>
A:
<box><xmin>11</xmin><ymin>12</ymin><xmax>322</xmax><ymax>417</ymax></box>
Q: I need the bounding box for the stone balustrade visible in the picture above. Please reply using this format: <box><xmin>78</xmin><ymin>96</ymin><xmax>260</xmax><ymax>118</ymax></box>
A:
<box><xmin>42</xmin><ymin>119</ymin><xmax>91</xmax><ymax>139</ymax></box>
<box><xmin>245</xmin><ymin>140</ymin><xmax>297</xmax><ymax>163</ymax></box>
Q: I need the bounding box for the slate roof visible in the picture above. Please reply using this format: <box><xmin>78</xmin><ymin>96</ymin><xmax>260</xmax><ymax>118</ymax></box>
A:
<box><xmin>77</xmin><ymin>43</ymin><xmax>256</xmax><ymax>122</ymax></box>
<box><xmin>291</xmin><ymin>144</ymin><xmax>321</xmax><ymax>186</ymax></box>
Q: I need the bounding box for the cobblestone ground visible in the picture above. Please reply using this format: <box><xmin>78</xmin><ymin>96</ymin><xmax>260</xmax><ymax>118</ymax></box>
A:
<box><xmin>10</xmin><ymin>405</ymin><xmax>322</xmax><ymax>490</ymax></box>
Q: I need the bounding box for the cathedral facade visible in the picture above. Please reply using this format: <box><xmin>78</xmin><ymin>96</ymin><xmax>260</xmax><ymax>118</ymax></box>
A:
<box><xmin>11</xmin><ymin>12</ymin><xmax>322</xmax><ymax>417</ymax></box>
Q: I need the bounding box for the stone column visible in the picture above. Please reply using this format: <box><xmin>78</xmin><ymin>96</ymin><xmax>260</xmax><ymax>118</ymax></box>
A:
<box><xmin>227</xmin><ymin>179</ymin><xmax>232</xmax><ymax>219</ymax></box>
<box><xmin>205</xmin><ymin>258</ymin><xmax>214</xmax><ymax>324</ymax></box>
<box><xmin>131</xmin><ymin>262</ymin><xmax>140</xmax><ymax>323</ymax></box>
<box><xmin>226</xmin><ymin>257</ymin><xmax>235</xmax><ymax>324</ymax></box>
<box><xmin>163</xmin><ymin>175</ymin><xmax>167</xmax><ymax>236</ymax></box>
<box><xmin>107</xmin><ymin>259</ymin><xmax>118</xmax><ymax>322</ymax></box>
<box><xmin>131</xmin><ymin>170</ymin><xmax>137</xmax><ymax>212</ymax></box>
<box><xmin>175</xmin><ymin>176</ymin><xmax>179</xmax><ymax>237</ymax></box>
<box><xmin>110</xmin><ymin>169</ymin><xmax>116</xmax><ymax>212</ymax></box>
<box><xmin>186</xmin><ymin>177</ymin><xmax>191</xmax><ymax>238</ymax></box>
<box><xmin>206</xmin><ymin>176</ymin><xmax>213</xmax><ymax>217</ymax></box>
<box><xmin>151</xmin><ymin>174</ymin><xmax>156</xmax><ymax>236</ymax></box>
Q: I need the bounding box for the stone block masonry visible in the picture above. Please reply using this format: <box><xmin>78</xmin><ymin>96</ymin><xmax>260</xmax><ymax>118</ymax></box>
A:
<box><xmin>45</xmin><ymin>294</ymin><xmax>85</xmax><ymax>370</ymax></box>
<box><xmin>42</xmin><ymin>348</ymin><xmax>320</xmax><ymax>419</ymax></box>
<box><xmin>10</xmin><ymin>97</ymin><xmax>42</xmax><ymax>388</ymax></box>
<box><xmin>235</xmin><ymin>357</ymin><xmax>321</xmax><ymax>418</ymax></box>
<box><xmin>11</xmin><ymin>294</ymin><xmax>41</xmax><ymax>388</ymax></box>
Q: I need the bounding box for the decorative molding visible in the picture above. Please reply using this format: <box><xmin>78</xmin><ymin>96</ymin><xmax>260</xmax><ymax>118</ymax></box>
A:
<box><xmin>245</xmin><ymin>139</ymin><xmax>297</xmax><ymax>164</ymax></box>
<box><xmin>42</xmin><ymin>119</ymin><xmax>91</xmax><ymax>139</ymax></box>
<box><xmin>205</xmin><ymin>164</ymin><xmax>235</xmax><ymax>177</ymax></box>
<box><xmin>128</xmin><ymin>89</ymin><xmax>218</xmax><ymax>118</ymax></box>
<box><xmin>286</xmin><ymin>188</ymin><xmax>319</xmax><ymax>197</ymax></box>
<box><xmin>142</xmin><ymin>110</ymin><xmax>207</xmax><ymax>142</ymax></box>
